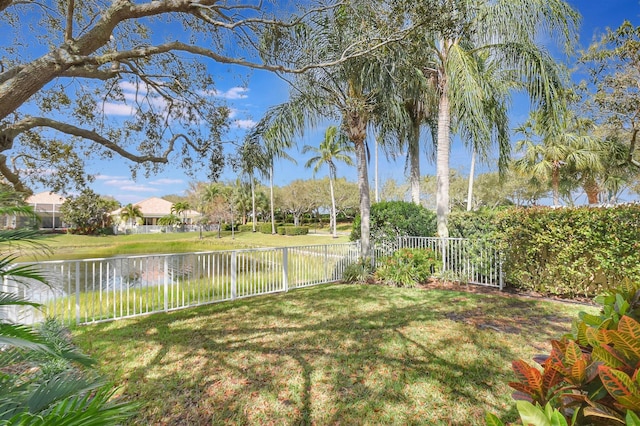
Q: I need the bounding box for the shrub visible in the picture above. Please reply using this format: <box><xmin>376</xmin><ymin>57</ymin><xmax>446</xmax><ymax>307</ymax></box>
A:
<box><xmin>495</xmin><ymin>205</ymin><xmax>640</xmax><ymax>297</ymax></box>
<box><xmin>237</xmin><ymin>224</ymin><xmax>254</xmax><ymax>232</ymax></box>
<box><xmin>259</xmin><ymin>223</ymin><xmax>281</xmax><ymax>234</ymax></box>
<box><xmin>489</xmin><ymin>279</ymin><xmax>640</xmax><ymax>425</ymax></box>
<box><xmin>350</xmin><ymin>201</ymin><xmax>437</xmax><ymax>246</ymax></box>
<box><xmin>341</xmin><ymin>258</ymin><xmax>375</xmax><ymax>283</ymax></box>
<box><xmin>279</xmin><ymin>226</ymin><xmax>309</xmax><ymax>236</ymax></box>
<box><xmin>374</xmin><ymin>248</ymin><xmax>441</xmax><ymax>287</ymax></box>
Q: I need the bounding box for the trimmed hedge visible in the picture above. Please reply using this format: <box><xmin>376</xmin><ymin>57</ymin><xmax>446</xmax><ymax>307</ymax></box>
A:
<box><xmin>259</xmin><ymin>223</ymin><xmax>281</xmax><ymax>234</ymax></box>
<box><xmin>237</xmin><ymin>224</ymin><xmax>254</xmax><ymax>232</ymax></box>
<box><xmin>277</xmin><ymin>225</ymin><xmax>309</xmax><ymax>236</ymax></box>
<box><xmin>495</xmin><ymin>205</ymin><xmax>640</xmax><ymax>297</ymax></box>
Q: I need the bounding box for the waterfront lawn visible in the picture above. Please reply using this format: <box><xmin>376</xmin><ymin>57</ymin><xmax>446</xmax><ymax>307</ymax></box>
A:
<box><xmin>72</xmin><ymin>284</ymin><xmax>594</xmax><ymax>425</ymax></box>
<box><xmin>23</xmin><ymin>230</ymin><xmax>349</xmax><ymax>261</ymax></box>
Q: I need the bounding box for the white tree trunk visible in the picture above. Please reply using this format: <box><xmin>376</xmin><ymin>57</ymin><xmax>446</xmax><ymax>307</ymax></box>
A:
<box><xmin>270</xmin><ymin>163</ymin><xmax>276</xmax><ymax>234</ymax></box>
<box><xmin>329</xmin><ymin>172</ymin><xmax>338</xmax><ymax>238</ymax></box>
<box><xmin>251</xmin><ymin>176</ymin><xmax>257</xmax><ymax>232</ymax></box>
<box><xmin>436</xmin><ymin>88</ymin><xmax>451</xmax><ymax>237</ymax></box>
<box><xmin>466</xmin><ymin>150</ymin><xmax>476</xmax><ymax>211</ymax></box>
<box><xmin>409</xmin><ymin>119</ymin><xmax>421</xmax><ymax>205</ymax></box>
<box><xmin>356</xmin><ymin>141</ymin><xmax>371</xmax><ymax>258</ymax></box>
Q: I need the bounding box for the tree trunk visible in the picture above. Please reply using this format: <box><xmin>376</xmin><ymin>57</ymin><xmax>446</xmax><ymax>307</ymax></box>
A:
<box><xmin>269</xmin><ymin>163</ymin><xmax>276</xmax><ymax>234</ymax></box>
<box><xmin>409</xmin><ymin>118</ymin><xmax>421</xmax><ymax>205</ymax></box>
<box><xmin>251</xmin><ymin>176</ymin><xmax>257</xmax><ymax>232</ymax></box>
<box><xmin>552</xmin><ymin>165</ymin><xmax>560</xmax><ymax>207</ymax></box>
<box><xmin>355</xmin><ymin>139</ymin><xmax>371</xmax><ymax>257</ymax></box>
<box><xmin>583</xmin><ymin>176</ymin><xmax>600</xmax><ymax>205</ymax></box>
<box><xmin>329</xmin><ymin>170</ymin><xmax>338</xmax><ymax>238</ymax></box>
<box><xmin>467</xmin><ymin>150</ymin><xmax>476</xmax><ymax>211</ymax></box>
<box><xmin>436</xmin><ymin>87</ymin><xmax>451</xmax><ymax>237</ymax></box>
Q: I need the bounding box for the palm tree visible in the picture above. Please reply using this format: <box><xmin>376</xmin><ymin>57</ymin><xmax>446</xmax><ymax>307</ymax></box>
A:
<box><xmin>303</xmin><ymin>126</ymin><xmax>355</xmax><ymax>238</ymax></box>
<box><xmin>415</xmin><ymin>0</ymin><xmax>579</xmax><ymax>236</ymax></box>
<box><xmin>514</xmin><ymin>109</ymin><xmax>603</xmax><ymax>206</ymax></box>
<box><xmin>119</xmin><ymin>203</ymin><xmax>143</xmax><ymax>229</ymax></box>
<box><xmin>170</xmin><ymin>201</ymin><xmax>191</xmax><ymax>227</ymax></box>
<box><xmin>254</xmin><ymin>2</ymin><xmax>406</xmax><ymax>256</ymax></box>
<box><xmin>261</xmin><ymin>125</ymin><xmax>297</xmax><ymax>234</ymax></box>
<box><xmin>235</xmin><ymin>138</ymin><xmax>269</xmax><ymax>232</ymax></box>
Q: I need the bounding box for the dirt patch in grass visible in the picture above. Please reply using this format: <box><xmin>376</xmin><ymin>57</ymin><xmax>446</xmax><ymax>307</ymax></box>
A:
<box><xmin>415</xmin><ymin>278</ymin><xmax>593</xmax><ymax>336</ymax></box>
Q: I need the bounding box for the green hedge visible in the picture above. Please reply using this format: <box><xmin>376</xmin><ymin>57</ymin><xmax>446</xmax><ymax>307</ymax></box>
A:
<box><xmin>237</xmin><ymin>224</ymin><xmax>254</xmax><ymax>232</ymax></box>
<box><xmin>277</xmin><ymin>225</ymin><xmax>309</xmax><ymax>236</ymax></box>
<box><xmin>259</xmin><ymin>223</ymin><xmax>282</xmax><ymax>234</ymax></box>
<box><xmin>495</xmin><ymin>205</ymin><xmax>640</xmax><ymax>297</ymax></box>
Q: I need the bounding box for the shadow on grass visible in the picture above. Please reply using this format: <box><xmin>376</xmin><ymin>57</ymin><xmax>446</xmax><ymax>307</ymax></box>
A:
<box><xmin>73</xmin><ymin>284</ymin><xmax>585</xmax><ymax>425</ymax></box>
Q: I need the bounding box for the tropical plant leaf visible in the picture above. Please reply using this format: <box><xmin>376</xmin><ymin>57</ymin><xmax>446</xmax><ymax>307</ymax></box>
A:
<box><xmin>564</xmin><ymin>340</ymin><xmax>583</xmax><ymax>367</ymax></box>
<box><xmin>627</xmin><ymin>410</ymin><xmax>640</xmax><ymax>426</ymax></box>
<box><xmin>516</xmin><ymin>400</ymin><xmax>551</xmax><ymax>426</ymax></box>
<box><xmin>511</xmin><ymin>359</ymin><xmax>544</xmax><ymax>401</ymax></box>
<box><xmin>592</xmin><ymin>345</ymin><xmax>628</xmax><ymax>370</ymax></box>
<box><xmin>485</xmin><ymin>412</ymin><xmax>505</xmax><ymax>426</ymax></box>
<box><xmin>567</xmin><ymin>358</ymin><xmax>587</xmax><ymax>385</ymax></box>
<box><xmin>549</xmin><ymin>409</ymin><xmax>569</xmax><ymax>426</ymax></box>
<box><xmin>0</xmin><ymin>292</ymin><xmax>41</xmax><ymax>309</ymax></box>
<box><xmin>582</xmin><ymin>405</ymin><xmax>626</xmax><ymax>424</ymax></box>
<box><xmin>542</xmin><ymin>358</ymin><xmax>564</xmax><ymax>392</ymax></box>
<box><xmin>598</xmin><ymin>365</ymin><xmax>640</xmax><ymax>410</ymax></box>
<box><xmin>610</xmin><ymin>316</ymin><xmax>640</xmax><ymax>361</ymax></box>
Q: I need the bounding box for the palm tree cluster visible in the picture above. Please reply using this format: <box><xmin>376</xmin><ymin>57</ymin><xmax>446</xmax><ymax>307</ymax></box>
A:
<box><xmin>242</xmin><ymin>0</ymin><xmax>582</xmax><ymax>255</ymax></box>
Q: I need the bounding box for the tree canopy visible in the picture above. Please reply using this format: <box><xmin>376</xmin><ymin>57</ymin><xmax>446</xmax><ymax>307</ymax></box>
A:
<box><xmin>0</xmin><ymin>0</ymin><xmax>412</xmax><ymax>195</ymax></box>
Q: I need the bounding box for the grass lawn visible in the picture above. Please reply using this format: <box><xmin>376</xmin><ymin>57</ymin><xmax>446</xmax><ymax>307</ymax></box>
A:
<box><xmin>72</xmin><ymin>283</ymin><xmax>595</xmax><ymax>425</ymax></box>
<box><xmin>22</xmin><ymin>230</ymin><xmax>350</xmax><ymax>261</ymax></box>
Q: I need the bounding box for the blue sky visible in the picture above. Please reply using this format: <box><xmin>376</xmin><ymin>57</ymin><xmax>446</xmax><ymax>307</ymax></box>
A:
<box><xmin>58</xmin><ymin>1</ymin><xmax>640</xmax><ymax>204</ymax></box>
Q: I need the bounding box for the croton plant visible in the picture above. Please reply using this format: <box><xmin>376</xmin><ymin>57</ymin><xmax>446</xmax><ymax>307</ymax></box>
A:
<box><xmin>487</xmin><ymin>279</ymin><xmax>640</xmax><ymax>426</ymax></box>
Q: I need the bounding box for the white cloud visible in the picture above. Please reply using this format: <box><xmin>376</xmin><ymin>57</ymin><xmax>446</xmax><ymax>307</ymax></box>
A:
<box><xmin>150</xmin><ymin>178</ymin><xmax>184</xmax><ymax>186</ymax></box>
<box><xmin>102</xmin><ymin>102</ymin><xmax>136</xmax><ymax>116</ymax></box>
<box><xmin>215</xmin><ymin>87</ymin><xmax>249</xmax><ymax>100</ymax></box>
<box><xmin>232</xmin><ymin>119</ymin><xmax>257</xmax><ymax>129</ymax></box>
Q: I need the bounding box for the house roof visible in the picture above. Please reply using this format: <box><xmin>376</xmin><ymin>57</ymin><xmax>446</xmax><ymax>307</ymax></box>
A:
<box><xmin>111</xmin><ymin>197</ymin><xmax>200</xmax><ymax>218</ymax></box>
<box><xmin>25</xmin><ymin>192</ymin><xmax>66</xmax><ymax>205</ymax></box>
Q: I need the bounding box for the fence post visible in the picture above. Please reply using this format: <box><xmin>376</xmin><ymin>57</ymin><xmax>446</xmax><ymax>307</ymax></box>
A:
<box><xmin>75</xmin><ymin>262</ymin><xmax>80</xmax><ymax>325</ymax></box>
<box><xmin>282</xmin><ymin>247</ymin><xmax>289</xmax><ymax>292</ymax></box>
<box><xmin>231</xmin><ymin>251</ymin><xmax>237</xmax><ymax>300</ymax></box>
<box><xmin>440</xmin><ymin>238</ymin><xmax>447</xmax><ymax>272</ymax></box>
<box><xmin>324</xmin><ymin>245</ymin><xmax>329</xmax><ymax>282</ymax></box>
<box><xmin>163</xmin><ymin>256</ymin><xmax>169</xmax><ymax>312</ymax></box>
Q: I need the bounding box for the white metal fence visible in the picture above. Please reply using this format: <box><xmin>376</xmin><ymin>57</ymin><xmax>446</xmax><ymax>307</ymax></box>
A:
<box><xmin>3</xmin><ymin>243</ymin><xmax>360</xmax><ymax>325</ymax></box>
<box><xmin>395</xmin><ymin>236</ymin><xmax>503</xmax><ymax>289</ymax></box>
<box><xmin>3</xmin><ymin>238</ymin><xmax>503</xmax><ymax>326</ymax></box>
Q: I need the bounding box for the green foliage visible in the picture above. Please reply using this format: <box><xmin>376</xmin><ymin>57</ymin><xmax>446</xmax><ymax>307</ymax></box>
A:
<box><xmin>1</xmin><ymin>190</ymin><xmax>137</xmax><ymax>423</ymax></box>
<box><xmin>495</xmin><ymin>205</ymin><xmax>640</xmax><ymax>297</ymax></box>
<box><xmin>350</xmin><ymin>201</ymin><xmax>437</xmax><ymax>246</ymax></box>
<box><xmin>238</xmin><ymin>224</ymin><xmax>254</xmax><ymax>232</ymax></box>
<box><xmin>498</xmin><ymin>282</ymin><xmax>640</xmax><ymax>425</ymax></box>
<box><xmin>277</xmin><ymin>225</ymin><xmax>309</xmax><ymax>236</ymax></box>
<box><xmin>259</xmin><ymin>223</ymin><xmax>281</xmax><ymax>234</ymax></box>
<box><xmin>60</xmin><ymin>189</ymin><xmax>118</xmax><ymax>235</ymax></box>
<box><xmin>341</xmin><ymin>258</ymin><xmax>374</xmax><ymax>284</ymax></box>
<box><xmin>448</xmin><ymin>210</ymin><xmax>501</xmax><ymax>240</ymax></box>
<box><xmin>374</xmin><ymin>248</ymin><xmax>440</xmax><ymax>288</ymax></box>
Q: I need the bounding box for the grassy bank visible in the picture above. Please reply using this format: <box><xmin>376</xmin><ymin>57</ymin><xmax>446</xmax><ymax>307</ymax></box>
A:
<box><xmin>22</xmin><ymin>230</ymin><xmax>350</xmax><ymax>261</ymax></box>
<box><xmin>73</xmin><ymin>284</ymin><xmax>594</xmax><ymax>425</ymax></box>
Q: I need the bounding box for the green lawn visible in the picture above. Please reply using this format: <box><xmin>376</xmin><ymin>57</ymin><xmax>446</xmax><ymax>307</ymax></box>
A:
<box><xmin>72</xmin><ymin>283</ymin><xmax>595</xmax><ymax>425</ymax></box>
<box><xmin>23</xmin><ymin>230</ymin><xmax>349</xmax><ymax>261</ymax></box>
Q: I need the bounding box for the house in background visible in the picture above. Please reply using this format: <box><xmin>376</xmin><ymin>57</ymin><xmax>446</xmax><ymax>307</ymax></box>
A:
<box><xmin>25</xmin><ymin>192</ymin><xmax>66</xmax><ymax>229</ymax></box>
<box><xmin>110</xmin><ymin>197</ymin><xmax>201</xmax><ymax>233</ymax></box>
